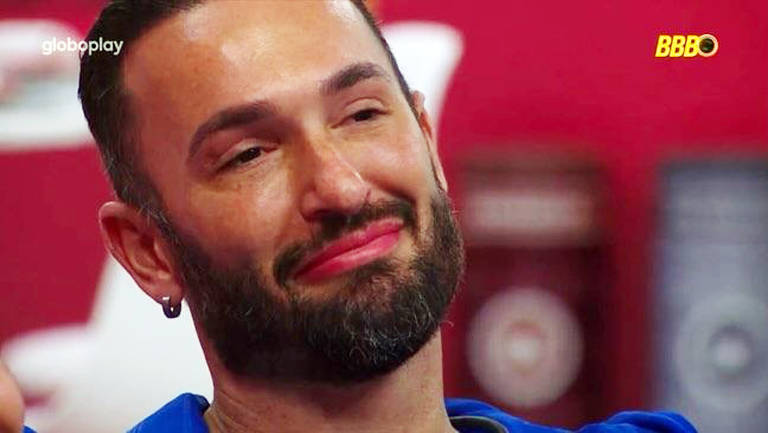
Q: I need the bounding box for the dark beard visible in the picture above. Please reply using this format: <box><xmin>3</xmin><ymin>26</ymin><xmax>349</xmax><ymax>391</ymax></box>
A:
<box><xmin>156</xmin><ymin>192</ymin><xmax>464</xmax><ymax>383</ymax></box>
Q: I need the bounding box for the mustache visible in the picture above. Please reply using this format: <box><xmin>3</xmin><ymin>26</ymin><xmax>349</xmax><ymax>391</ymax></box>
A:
<box><xmin>273</xmin><ymin>199</ymin><xmax>417</xmax><ymax>287</ymax></box>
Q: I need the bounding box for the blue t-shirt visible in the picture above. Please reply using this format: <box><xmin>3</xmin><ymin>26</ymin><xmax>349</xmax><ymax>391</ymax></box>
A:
<box><xmin>106</xmin><ymin>393</ymin><xmax>696</xmax><ymax>433</ymax></box>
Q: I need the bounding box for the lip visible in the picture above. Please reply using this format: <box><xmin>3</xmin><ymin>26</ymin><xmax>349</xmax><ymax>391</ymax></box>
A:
<box><xmin>293</xmin><ymin>218</ymin><xmax>404</xmax><ymax>283</ymax></box>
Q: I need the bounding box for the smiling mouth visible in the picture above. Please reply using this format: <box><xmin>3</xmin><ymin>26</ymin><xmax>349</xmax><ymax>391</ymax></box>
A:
<box><xmin>293</xmin><ymin>218</ymin><xmax>404</xmax><ymax>283</ymax></box>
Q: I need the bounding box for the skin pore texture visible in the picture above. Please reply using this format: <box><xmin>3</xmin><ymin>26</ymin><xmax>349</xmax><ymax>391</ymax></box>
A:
<box><xmin>97</xmin><ymin>1</ymin><xmax>463</xmax><ymax>432</ymax></box>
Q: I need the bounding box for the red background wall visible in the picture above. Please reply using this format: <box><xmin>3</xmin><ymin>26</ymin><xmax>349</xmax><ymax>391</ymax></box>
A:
<box><xmin>380</xmin><ymin>0</ymin><xmax>768</xmax><ymax>413</ymax></box>
<box><xmin>2</xmin><ymin>0</ymin><xmax>766</xmax><ymax>416</ymax></box>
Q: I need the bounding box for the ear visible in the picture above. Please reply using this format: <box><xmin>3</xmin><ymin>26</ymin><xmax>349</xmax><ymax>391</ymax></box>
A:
<box><xmin>412</xmin><ymin>90</ymin><xmax>448</xmax><ymax>192</ymax></box>
<box><xmin>98</xmin><ymin>201</ymin><xmax>183</xmax><ymax>310</ymax></box>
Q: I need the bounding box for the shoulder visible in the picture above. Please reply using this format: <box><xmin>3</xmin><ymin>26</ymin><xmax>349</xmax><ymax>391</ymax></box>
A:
<box><xmin>578</xmin><ymin>411</ymin><xmax>697</xmax><ymax>433</ymax></box>
<box><xmin>444</xmin><ymin>398</ymin><xmax>697</xmax><ymax>433</ymax></box>
<box><xmin>127</xmin><ymin>393</ymin><xmax>210</xmax><ymax>433</ymax></box>
<box><xmin>446</xmin><ymin>398</ymin><xmax>567</xmax><ymax>432</ymax></box>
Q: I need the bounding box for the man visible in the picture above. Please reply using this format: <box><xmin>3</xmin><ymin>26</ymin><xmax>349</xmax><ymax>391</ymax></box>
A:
<box><xmin>33</xmin><ymin>0</ymin><xmax>694</xmax><ymax>432</ymax></box>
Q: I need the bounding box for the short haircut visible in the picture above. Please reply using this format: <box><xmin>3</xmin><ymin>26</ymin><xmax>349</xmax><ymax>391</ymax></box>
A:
<box><xmin>78</xmin><ymin>0</ymin><xmax>413</xmax><ymax>219</ymax></box>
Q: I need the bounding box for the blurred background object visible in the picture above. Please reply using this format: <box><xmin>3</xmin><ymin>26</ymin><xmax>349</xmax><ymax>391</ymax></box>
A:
<box><xmin>1</xmin><ymin>257</ymin><xmax>213</xmax><ymax>433</ymax></box>
<box><xmin>0</xmin><ymin>19</ymin><xmax>90</xmax><ymax>148</ymax></box>
<box><xmin>653</xmin><ymin>157</ymin><xmax>768</xmax><ymax>432</ymax></box>
<box><xmin>454</xmin><ymin>152</ymin><xmax>606</xmax><ymax>428</ymax></box>
<box><xmin>0</xmin><ymin>0</ymin><xmax>766</xmax><ymax>432</ymax></box>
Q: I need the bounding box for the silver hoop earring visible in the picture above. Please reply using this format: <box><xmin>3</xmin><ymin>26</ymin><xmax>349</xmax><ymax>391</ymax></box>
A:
<box><xmin>161</xmin><ymin>296</ymin><xmax>181</xmax><ymax>319</ymax></box>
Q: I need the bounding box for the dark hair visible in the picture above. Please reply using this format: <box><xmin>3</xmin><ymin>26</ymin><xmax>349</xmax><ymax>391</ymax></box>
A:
<box><xmin>78</xmin><ymin>0</ymin><xmax>413</xmax><ymax>218</ymax></box>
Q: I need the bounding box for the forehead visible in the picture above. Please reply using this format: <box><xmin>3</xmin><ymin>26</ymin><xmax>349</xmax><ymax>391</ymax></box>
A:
<box><xmin>122</xmin><ymin>0</ymin><xmax>392</xmax><ymax>144</ymax></box>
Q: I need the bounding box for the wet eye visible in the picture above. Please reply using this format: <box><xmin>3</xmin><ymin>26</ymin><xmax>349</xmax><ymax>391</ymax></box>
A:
<box><xmin>351</xmin><ymin>108</ymin><xmax>381</xmax><ymax>122</ymax></box>
<box><xmin>225</xmin><ymin>147</ymin><xmax>262</xmax><ymax>169</ymax></box>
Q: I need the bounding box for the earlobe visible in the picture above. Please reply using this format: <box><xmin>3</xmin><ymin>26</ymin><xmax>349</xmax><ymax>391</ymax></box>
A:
<box><xmin>412</xmin><ymin>90</ymin><xmax>448</xmax><ymax>192</ymax></box>
<box><xmin>98</xmin><ymin>201</ymin><xmax>183</xmax><ymax>310</ymax></box>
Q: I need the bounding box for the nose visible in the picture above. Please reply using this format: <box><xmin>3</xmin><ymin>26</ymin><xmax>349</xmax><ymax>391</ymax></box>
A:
<box><xmin>298</xmin><ymin>137</ymin><xmax>371</xmax><ymax>221</ymax></box>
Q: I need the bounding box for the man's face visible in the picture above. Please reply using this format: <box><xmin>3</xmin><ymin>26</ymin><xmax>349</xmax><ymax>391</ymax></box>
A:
<box><xmin>122</xmin><ymin>0</ymin><xmax>463</xmax><ymax>381</ymax></box>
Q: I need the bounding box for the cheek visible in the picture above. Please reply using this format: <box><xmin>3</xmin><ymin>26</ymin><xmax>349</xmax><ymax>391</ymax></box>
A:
<box><xmin>182</xmin><ymin>172</ymin><xmax>295</xmax><ymax>266</ymax></box>
<box><xmin>352</xmin><ymin>124</ymin><xmax>436</xmax><ymax>199</ymax></box>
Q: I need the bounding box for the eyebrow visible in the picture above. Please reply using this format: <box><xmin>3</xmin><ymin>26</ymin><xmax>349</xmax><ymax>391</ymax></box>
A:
<box><xmin>188</xmin><ymin>101</ymin><xmax>278</xmax><ymax>159</ymax></box>
<box><xmin>187</xmin><ymin>61</ymin><xmax>390</xmax><ymax>159</ymax></box>
<box><xmin>320</xmin><ymin>61</ymin><xmax>390</xmax><ymax>96</ymax></box>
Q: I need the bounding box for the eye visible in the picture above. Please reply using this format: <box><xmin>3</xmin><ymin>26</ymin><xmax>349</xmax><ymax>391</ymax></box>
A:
<box><xmin>224</xmin><ymin>146</ymin><xmax>263</xmax><ymax>170</ymax></box>
<box><xmin>350</xmin><ymin>108</ymin><xmax>382</xmax><ymax>122</ymax></box>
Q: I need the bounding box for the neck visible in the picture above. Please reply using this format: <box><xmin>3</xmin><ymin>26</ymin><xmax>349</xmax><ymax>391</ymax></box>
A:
<box><xmin>202</xmin><ymin>333</ymin><xmax>456</xmax><ymax>433</ymax></box>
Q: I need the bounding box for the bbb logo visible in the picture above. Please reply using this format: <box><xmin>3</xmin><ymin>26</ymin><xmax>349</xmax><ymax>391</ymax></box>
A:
<box><xmin>655</xmin><ymin>34</ymin><xmax>718</xmax><ymax>57</ymax></box>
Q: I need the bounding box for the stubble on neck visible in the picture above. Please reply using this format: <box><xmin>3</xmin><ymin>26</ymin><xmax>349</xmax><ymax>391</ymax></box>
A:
<box><xmin>202</xmin><ymin>334</ymin><xmax>458</xmax><ymax>433</ymax></box>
